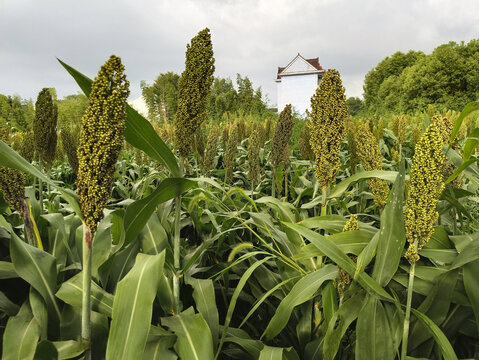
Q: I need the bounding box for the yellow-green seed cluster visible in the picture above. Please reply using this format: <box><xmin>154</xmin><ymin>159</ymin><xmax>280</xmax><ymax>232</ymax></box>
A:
<box><xmin>20</xmin><ymin>131</ymin><xmax>35</xmax><ymax>163</ymax></box>
<box><xmin>0</xmin><ymin>131</ymin><xmax>25</xmax><ymax>214</ymax></box>
<box><xmin>345</xmin><ymin>117</ymin><xmax>358</xmax><ymax>173</ymax></box>
<box><xmin>335</xmin><ymin>214</ymin><xmax>359</xmax><ymax>294</ymax></box>
<box><xmin>34</xmin><ymin>88</ymin><xmax>57</xmax><ymax>168</ymax></box>
<box><xmin>271</xmin><ymin>104</ymin><xmax>294</xmax><ymax>169</ymax></box>
<box><xmin>248</xmin><ymin>124</ymin><xmax>263</xmax><ymax>188</ymax></box>
<box><xmin>307</xmin><ymin>69</ymin><xmax>348</xmax><ymax>189</ymax></box>
<box><xmin>61</xmin><ymin>127</ymin><xmax>79</xmax><ymax>174</ymax></box>
<box><xmin>298</xmin><ymin>124</ymin><xmax>314</xmax><ymax>161</ymax></box>
<box><xmin>202</xmin><ymin>125</ymin><xmax>220</xmax><ymax>175</ymax></box>
<box><xmin>355</xmin><ymin>122</ymin><xmax>389</xmax><ymax>209</ymax></box>
<box><xmin>175</xmin><ymin>28</ymin><xmax>215</xmax><ymax>158</ymax></box>
<box><xmin>390</xmin><ymin>115</ymin><xmax>408</xmax><ymax>145</ymax></box>
<box><xmin>404</xmin><ymin>122</ymin><xmax>445</xmax><ymax>263</ymax></box>
<box><xmin>224</xmin><ymin>123</ymin><xmax>240</xmax><ymax>184</ymax></box>
<box><xmin>76</xmin><ymin>55</ymin><xmax>130</xmax><ymax>235</ymax></box>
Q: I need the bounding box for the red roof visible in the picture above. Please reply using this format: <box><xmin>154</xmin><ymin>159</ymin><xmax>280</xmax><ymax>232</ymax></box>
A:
<box><xmin>276</xmin><ymin>55</ymin><xmax>323</xmax><ymax>80</ymax></box>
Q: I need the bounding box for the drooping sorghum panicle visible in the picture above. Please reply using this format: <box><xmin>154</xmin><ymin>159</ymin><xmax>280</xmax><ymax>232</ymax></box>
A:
<box><xmin>224</xmin><ymin>123</ymin><xmax>240</xmax><ymax>184</ymax></box>
<box><xmin>175</xmin><ymin>28</ymin><xmax>215</xmax><ymax>158</ymax></box>
<box><xmin>202</xmin><ymin>125</ymin><xmax>220</xmax><ymax>175</ymax></box>
<box><xmin>271</xmin><ymin>104</ymin><xmax>294</xmax><ymax>169</ymax></box>
<box><xmin>345</xmin><ymin>117</ymin><xmax>358</xmax><ymax>173</ymax></box>
<box><xmin>61</xmin><ymin>127</ymin><xmax>79</xmax><ymax>174</ymax></box>
<box><xmin>34</xmin><ymin>88</ymin><xmax>57</xmax><ymax>168</ymax></box>
<box><xmin>389</xmin><ymin>114</ymin><xmax>408</xmax><ymax>145</ymax></box>
<box><xmin>307</xmin><ymin>69</ymin><xmax>348</xmax><ymax>189</ymax></box>
<box><xmin>248</xmin><ymin>124</ymin><xmax>263</xmax><ymax>189</ymax></box>
<box><xmin>0</xmin><ymin>131</ymin><xmax>25</xmax><ymax>215</ymax></box>
<box><xmin>335</xmin><ymin>214</ymin><xmax>359</xmax><ymax>294</ymax></box>
<box><xmin>298</xmin><ymin>123</ymin><xmax>314</xmax><ymax>161</ymax></box>
<box><xmin>355</xmin><ymin>121</ymin><xmax>389</xmax><ymax>209</ymax></box>
<box><xmin>404</xmin><ymin>122</ymin><xmax>445</xmax><ymax>264</ymax></box>
<box><xmin>76</xmin><ymin>55</ymin><xmax>130</xmax><ymax>236</ymax></box>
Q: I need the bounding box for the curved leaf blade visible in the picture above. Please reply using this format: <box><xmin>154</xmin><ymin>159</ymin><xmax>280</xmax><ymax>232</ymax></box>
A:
<box><xmin>263</xmin><ymin>264</ymin><xmax>336</xmax><ymax>339</ymax></box>
<box><xmin>57</xmin><ymin>58</ymin><xmax>180</xmax><ymax>176</ymax></box>
<box><xmin>105</xmin><ymin>251</ymin><xmax>165</xmax><ymax>360</ymax></box>
<box><xmin>449</xmin><ymin>100</ymin><xmax>479</xmax><ymax>142</ymax></box>
<box><xmin>328</xmin><ymin>170</ymin><xmax>398</xmax><ymax>199</ymax></box>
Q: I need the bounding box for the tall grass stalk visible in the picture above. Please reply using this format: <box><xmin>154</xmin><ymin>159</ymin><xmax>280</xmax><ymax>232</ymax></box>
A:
<box><xmin>401</xmin><ymin>246</ymin><xmax>417</xmax><ymax>360</ymax></box>
<box><xmin>82</xmin><ymin>225</ymin><xmax>92</xmax><ymax>360</ymax></box>
<box><xmin>173</xmin><ymin>160</ymin><xmax>184</xmax><ymax>314</ymax></box>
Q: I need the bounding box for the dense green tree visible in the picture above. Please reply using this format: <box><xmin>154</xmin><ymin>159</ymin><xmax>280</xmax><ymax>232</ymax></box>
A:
<box><xmin>175</xmin><ymin>28</ymin><xmax>215</xmax><ymax>158</ymax></box>
<box><xmin>0</xmin><ymin>94</ymin><xmax>35</xmax><ymax>131</ymax></box>
<box><xmin>209</xmin><ymin>77</ymin><xmax>237</xmax><ymax>121</ymax></box>
<box><xmin>141</xmin><ymin>72</ymin><xmax>179</xmax><ymax>124</ymax></box>
<box><xmin>346</xmin><ymin>97</ymin><xmax>364</xmax><ymax>116</ymax></box>
<box><xmin>363</xmin><ymin>39</ymin><xmax>479</xmax><ymax>114</ymax></box>
<box><xmin>57</xmin><ymin>94</ymin><xmax>89</xmax><ymax>131</ymax></box>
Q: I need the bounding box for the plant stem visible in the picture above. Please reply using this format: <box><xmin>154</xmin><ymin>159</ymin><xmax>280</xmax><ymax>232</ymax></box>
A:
<box><xmin>321</xmin><ymin>186</ymin><xmax>327</xmax><ymax>216</ymax></box>
<box><xmin>272</xmin><ymin>169</ymin><xmax>276</xmax><ymax>198</ymax></box>
<box><xmin>401</xmin><ymin>250</ymin><xmax>417</xmax><ymax>360</ymax></box>
<box><xmin>38</xmin><ymin>154</ymin><xmax>43</xmax><ymax>214</ymax></box>
<box><xmin>284</xmin><ymin>170</ymin><xmax>288</xmax><ymax>201</ymax></box>
<box><xmin>82</xmin><ymin>224</ymin><xmax>92</xmax><ymax>360</ymax></box>
<box><xmin>173</xmin><ymin>160</ymin><xmax>184</xmax><ymax>315</ymax></box>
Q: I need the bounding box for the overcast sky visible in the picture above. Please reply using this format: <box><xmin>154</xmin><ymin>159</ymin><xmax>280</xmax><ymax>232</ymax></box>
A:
<box><xmin>1</xmin><ymin>0</ymin><xmax>478</xmax><ymax>106</ymax></box>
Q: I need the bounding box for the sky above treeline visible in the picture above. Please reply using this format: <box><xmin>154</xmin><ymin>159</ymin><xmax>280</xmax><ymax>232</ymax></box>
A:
<box><xmin>1</xmin><ymin>0</ymin><xmax>478</xmax><ymax>106</ymax></box>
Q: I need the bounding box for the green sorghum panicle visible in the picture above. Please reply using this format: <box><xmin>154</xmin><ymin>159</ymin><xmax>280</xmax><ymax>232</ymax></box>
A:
<box><xmin>335</xmin><ymin>214</ymin><xmax>359</xmax><ymax>294</ymax></box>
<box><xmin>202</xmin><ymin>125</ymin><xmax>220</xmax><ymax>175</ymax></box>
<box><xmin>404</xmin><ymin>122</ymin><xmax>445</xmax><ymax>264</ymax></box>
<box><xmin>34</xmin><ymin>88</ymin><xmax>57</xmax><ymax>167</ymax></box>
<box><xmin>224</xmin><ymin>123</ymin><xmax>240</xmax><ymax>184</ymax></box>
<box><xmin>264</xmin><ymin>118</ymin><xmax>272</xmax><ymax>140</ymax></box>
<box><xmin>298</xmin><ymin>124</ymin><xmax>314</xmax><ymax>161</ymax></box>
<box><xmin>0</xmin><ymin>131</ymin><xmax>25</xmax><ymax>215</ymax></box>
<box><xmin>271</xmin><ymin>104</ymin><xmax>294</xmax><ymax>169</ymax></box>
<box><xmin>390</xmin><ymin>115</ymin><xmax>408</xmax><ymax>145</ymax></box>
<box><xmin>308</xmin><ymin>69</ymin><xmax>348</xmax><ymax>189</ymax></box>
<box><xmin>175</xmin><ymin>28</ymin><xmax>215</xmax><ymax>158</ymax></box>
<box><xmin>345</xmin><ymin>117</ymin><xmax>358</xmax><ymax>173</ymax></box>
<box><xmin>76</xmin><ymin>55</ymin><xmax>130</xmax><ymax>236</ymax></box>
<box><xmin>355</xmin><ymin>121</ymin><xmax>389</xmax><ymax>209</ymax></box>
<box><xmin>248</xmin><ymin>124</ymin><xmax>262</xmax><ymax>188</ymax></box>
<box><xmin>61</xmin><ymin>127</ymin><xmax>79</xmax><ymax>174</ymax></box>
<box><xmin>20</xmin><ymin>130</ymin><xmax>35</xmax><ymax>163</ymax></box>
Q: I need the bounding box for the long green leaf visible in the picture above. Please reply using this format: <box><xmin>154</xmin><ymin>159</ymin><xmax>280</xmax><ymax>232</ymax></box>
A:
<box><xmin>106</xmin><ymin>251</ymin><xmax>165</xmax><ymax>360</ymax></box>
<box><xmin>0</xmin><ymin>261</ymin><xmax>17</xmax><ymax>279</ymax></box>
<box><xmin>328</xmin><ymin>170</ymin><xmax>398</xmax><ymax>199</ymax></box>
<box><xmin>355</xmin><ymin>295</ymin><xmax>394</xmax><ymax>360</ymax></box>
<box><xmin>463</xmin><ymin>259</ymin><xmax>479</xmax><ymax>337</ymax></box>
<box><xmin>410</xmin><ymin>308</ymin><xmax>458</xmax><ymax>360</ymax></box>
<box><xmin>264</xmin><ymin>264</ymin><xmax>336</xmax><ymax>339</ymax></box>
<box><xmin>123</xmin><ymin>178</ymin><xmax>195</xmax><ymax>245</ymax></box>
<box><xmin>10</xmin><ymin>233</ymin><xmax>61</xmax><ymax>321</ymax></box>
<box><xmin>283</xmin><ymin>222</ymin><xmax>393</xmax><ymax>301</ymax></box>
<box><xmin>162</xmin><ymin>308</ymin><xmax>214</xmax><ymax>360</ymax></box>
<box><xmin>57</xmin><ymin>58</ymin><xmax>180</xmax><ymax>176</ymax></box>
<box><xmin>0</xmin><ymin>141</ymin><xmax>81</xmax><ymax>217</ymax></box>
<box><xmin>186</xmin><ymin>277</ymin><xmax>219</xmax><ymax>349</ymax></box>
<box><xmin>56</xmin><ymin>272</ymin><xmax>114</xmax><ymax>317</ymax></box>
<box><xmin>258</xmin><ymin>346</ymin><xmax>283</xmax><ymax>360</ymax></box>
<box><xmin>2</xmin><ymin>302</ymin><xmax>40</xmax><ymax>360</ymax></box>
<box><xmin>462</xmin><ymin>128</ymin><xmax>479</xmax><ymax>162</ymax></box>
<box><xmin>372</xmin><ymin>160</ymin><xmax>406</xmax><ymax>286</ymax></box>
<box><xmin>52</xmin><ymin>340</ymin><xmax>88</xmax><ymax>359</ymax></box>
<box><xmin>449</xmin><ymin>100</ymin><xmax>479</xmax><ymax>142</ymax></box>
<box><xmin>0</xmin><ymin>290</ymin><xmax>19</xmax><ymax>316</ymax></box>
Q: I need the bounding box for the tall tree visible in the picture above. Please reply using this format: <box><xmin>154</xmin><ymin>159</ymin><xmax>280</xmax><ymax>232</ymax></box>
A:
<box><xmin>141</xmin><ymin>72</ymin><xmax>179</xmax><ymax>124</ymax></box>
<box><xmin>175</xmin><ymin>28</ymin><xmax>215</xmax><ymax>159</ymax></box>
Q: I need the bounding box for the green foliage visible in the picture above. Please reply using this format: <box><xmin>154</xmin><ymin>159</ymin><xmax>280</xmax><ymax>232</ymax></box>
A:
<box><xmin>308</xmin><ymin>69</ymin><xmax>348</xmax><ymax>189</ymax></box>
<box><xmin>57</xmin><ymin>94</ymin><xmax>88</xmax><ymax>131</ymax></box>
<box><xmin>175</xmin><ymin>28</ymin><xmax>215</xmax><ymax>158</ymax></box>
<box><xmin>346</xmin><ymin>96</ymin><xmax>364</xmax><ymax>116</ymax></box>
<box><xmin>141</xmin><ymin>72</ymin><xmax>179</xmax><ymax>124</ymax></box>
<box><xmin>364</xmin><ymin>40</ymin><xmax>479</xmax><ymax>113</ymax></box>
<box><xmin>76</xmin><ymin>55</ymin><xmax>130</xmax><ymax>235</ymax></box>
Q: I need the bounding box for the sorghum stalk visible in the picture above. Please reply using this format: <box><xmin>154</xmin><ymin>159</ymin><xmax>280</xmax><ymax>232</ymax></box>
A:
<box><xmin>401</xmin><ymin>122</ymin><xmax>445</xmax><ymax>360</ymax></box>
<box><xmin>76</xmin><ymin>55</ymin><xmax>129</xmax><ymax>358</ymax></box>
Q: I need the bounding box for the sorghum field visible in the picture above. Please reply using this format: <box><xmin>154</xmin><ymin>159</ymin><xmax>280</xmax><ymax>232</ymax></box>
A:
<box><xmin>1</xmin><ymin>29</ymin><xmax>479</xmax><ymax>360</ymax></box>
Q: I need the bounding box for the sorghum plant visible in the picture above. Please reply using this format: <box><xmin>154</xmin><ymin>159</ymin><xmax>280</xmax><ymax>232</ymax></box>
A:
<box><xmin>76</xmin><ymin>55</ymin><xmax>129</xmax><ymax>358</ymax></box>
